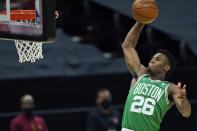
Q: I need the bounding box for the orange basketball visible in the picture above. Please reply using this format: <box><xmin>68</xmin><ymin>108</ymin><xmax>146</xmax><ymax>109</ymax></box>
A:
<box><xmin>132</xmin><ymin>0</ymin><xmax>159</xmax><ymax>24</ymax></box>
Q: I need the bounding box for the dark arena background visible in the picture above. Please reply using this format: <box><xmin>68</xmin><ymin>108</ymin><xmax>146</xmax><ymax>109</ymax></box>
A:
<box><xmin>0</xmin><ymin>0</ymin><xmax>197</xmax><ymax>131</ymax></box>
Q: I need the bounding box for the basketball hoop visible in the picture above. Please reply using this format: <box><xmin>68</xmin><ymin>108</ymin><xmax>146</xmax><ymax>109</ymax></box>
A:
<box><xmin>15</xmin><ymin>40</ymin><xmax>43</xmax><ymax>63</ymax></box>
<box><xmin>0</xmin><ymin>10</ymin><xmax>58</xmax><ymax>63</ymax></box>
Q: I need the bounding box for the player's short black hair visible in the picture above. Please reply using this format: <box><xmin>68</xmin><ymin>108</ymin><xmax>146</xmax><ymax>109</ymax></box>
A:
<box><xmin>156</xmin><ymin>49</ymin><xmax>176</xmax><ymax>77</ymax></box>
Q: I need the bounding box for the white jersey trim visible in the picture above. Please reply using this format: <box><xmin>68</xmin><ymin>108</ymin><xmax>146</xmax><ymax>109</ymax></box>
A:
<box><xmin>122</xmin><ymin>128</ymin><xmax>135</xmax><ymax>131</ymax></box>
<box><xmin>165</xmin><ymin>84</ymin><xmax>170</xmax><ymax>105</ymax></box>
<box><xmin>130</xmin><ymin>74</ymin><xmax>148</xmax><ymax>93</ymax></box>
<box><xmin>148</xmin><ymin>76</ymin><xmax>162</xmax><ymax>82</ymax></box>
<box><xmin>135</xmin><ymin>74</ymin><xmax>148</xmax><ymax>84</ymax></box>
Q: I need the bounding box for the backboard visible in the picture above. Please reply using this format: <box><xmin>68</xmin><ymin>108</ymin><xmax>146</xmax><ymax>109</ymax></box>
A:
<box><xmin>0</xmin><ymin>0</ymin><xmax>56</xmax><ymax>42</ymax></box>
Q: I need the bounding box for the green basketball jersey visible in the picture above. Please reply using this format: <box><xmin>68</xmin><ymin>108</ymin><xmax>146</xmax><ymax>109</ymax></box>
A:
<box><xmin>122</xmin><ymin>74</ymin><xmax>171</xmax><ymax>131</ymax></box>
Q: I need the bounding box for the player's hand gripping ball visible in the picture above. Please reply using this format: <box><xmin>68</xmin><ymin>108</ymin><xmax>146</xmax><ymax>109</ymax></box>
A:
<box><xmin>132</xmin><ymin>0</ymin><xmax>159</xmax><ymax>24</ymax></box>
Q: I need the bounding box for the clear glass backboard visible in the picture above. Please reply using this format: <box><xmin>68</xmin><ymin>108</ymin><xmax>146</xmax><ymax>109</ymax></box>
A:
<box><xmin>0</xmin><ymin>0</ymin><xmax>56</xmax><ymax>42</ymax></box>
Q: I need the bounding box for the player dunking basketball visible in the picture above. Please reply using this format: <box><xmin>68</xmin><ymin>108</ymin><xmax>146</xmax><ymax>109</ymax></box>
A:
<box><xmin>121</xmin><ymin>22</ymin><xmax>191</xmax><ymax>131</ymax></box>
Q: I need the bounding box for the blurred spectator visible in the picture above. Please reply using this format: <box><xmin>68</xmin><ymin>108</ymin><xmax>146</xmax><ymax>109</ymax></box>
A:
<box><xmin>86</xmin><ymin>88</ymin><xmax>121</xmax><ymax>131</ymax></box>
<box><xmin>10</xmin><ymin>94</ymin><xmax>48</xmax><ymax>131</ymax></box>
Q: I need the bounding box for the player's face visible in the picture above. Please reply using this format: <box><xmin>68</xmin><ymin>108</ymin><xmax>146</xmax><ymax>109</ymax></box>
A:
<box><xmin>147</xmin><ymin>53</ymin><xmax>170</xmax><ymax>75</ymax></box>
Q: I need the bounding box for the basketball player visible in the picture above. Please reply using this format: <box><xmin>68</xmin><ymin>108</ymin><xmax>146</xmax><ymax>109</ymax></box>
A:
<box><xmin>121</xmin><ymin>22</ymin><xmax>191</xmax><ymax>131</ymax></box>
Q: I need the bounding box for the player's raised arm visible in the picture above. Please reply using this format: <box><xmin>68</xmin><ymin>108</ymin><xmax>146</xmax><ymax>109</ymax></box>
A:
<box><xmin>169</xmin><ymin>82</ymin><xmax>191</xmax><ymax>118</ymax></box>
<box><xmin>122</xmin><ymin>22</ymin><xmax>147</xmax><ymax>78</ymax></box>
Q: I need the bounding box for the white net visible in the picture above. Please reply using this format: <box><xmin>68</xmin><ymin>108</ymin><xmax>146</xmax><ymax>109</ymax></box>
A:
<box><xmin>15</xmin><ymin>40</ymin><xmax>43</xmax><ymax>63</ymax></box>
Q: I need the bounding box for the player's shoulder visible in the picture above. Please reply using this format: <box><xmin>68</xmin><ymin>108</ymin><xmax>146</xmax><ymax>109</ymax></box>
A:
<box><xmin>165</xmin><ymin>81</ymin><xmax>175</xmax><ymax>88</ymax></box>
<box><xmin>163</xmin><ymin>80</ymin><xmax>172</xmax><ymax>84</ymax></box>
<box><xmin>166</xmin><ymin>83</ymin><xmax>177</xmax><ymax>96</ymax></box>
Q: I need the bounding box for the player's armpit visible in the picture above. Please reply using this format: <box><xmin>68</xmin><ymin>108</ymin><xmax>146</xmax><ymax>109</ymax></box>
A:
<box><xmin>168</xmin><ymin>83</ymin><xmax>191</xmax><ymax>118</ymax></box>
<box><xmin>129</xmin><ymin>78</ymin><xmax>137</xmax><ymax>90</ymax></box>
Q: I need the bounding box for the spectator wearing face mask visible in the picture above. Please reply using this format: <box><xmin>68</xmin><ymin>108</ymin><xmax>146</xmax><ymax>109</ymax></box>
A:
<box><xmin>86</xmin><ymin>88</ymin><xmax>121</xmax><ymax>131</ymax></box>
<box><xmin>10</xmin><ymin>94</ymin><xmax>48</xmax><ymax>131</ymax></box>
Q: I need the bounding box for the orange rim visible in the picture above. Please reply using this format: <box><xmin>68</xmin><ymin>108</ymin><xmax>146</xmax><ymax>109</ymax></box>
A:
<box><xmin>0</xmin><ymin>10</ymin><xmax>36</xmax><ymax>21</ymax></box>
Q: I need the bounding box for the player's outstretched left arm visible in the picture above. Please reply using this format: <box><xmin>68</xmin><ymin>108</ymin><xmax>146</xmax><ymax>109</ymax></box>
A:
<box><xmin>169</xmin><ymin>82</ymin><xmax>191</xmax><ymax>118</ymax></box>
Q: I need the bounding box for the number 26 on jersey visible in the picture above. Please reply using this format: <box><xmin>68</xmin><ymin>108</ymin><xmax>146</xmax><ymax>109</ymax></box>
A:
<box><xmin>130</xmin><ymin>96</ymin><xmax>156</xmax><ymax>115</ymax></box>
